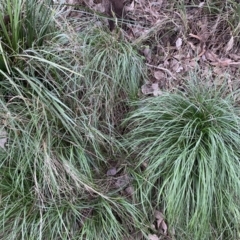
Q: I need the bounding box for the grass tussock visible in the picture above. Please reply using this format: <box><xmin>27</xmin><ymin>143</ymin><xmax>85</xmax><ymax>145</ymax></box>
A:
<box><xmin>0</xmin><ymin>0</ymin><xmax>54</xmax><ymax>54</ymax></box>
<box><xmin>81</xmin><ymin>28</ymin><xmax>146</xmax><ymax>133</ymax></box>
<box><xmin>0</xmin><ymin>1</ymin><xmax>146</xmax><ymax>238</ymax></box>
<box><xmin>0</xmin><ymin>50</ymin><xmax>145</xmax><ymax>239</ymax></box>
<box><xmin>124</xmin><ymin>79</ymin><xmax>240</xmax><ymax>239</ymax></box>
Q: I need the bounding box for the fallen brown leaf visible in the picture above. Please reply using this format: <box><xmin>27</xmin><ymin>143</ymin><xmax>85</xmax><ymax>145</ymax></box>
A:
<box><xmin>141</xmin><ymin>83</ymin><xmax>154</xmax><ymax>95</ymax></box>
<box><xmin>154</xmin><ymin>210</ymin><xmax>168</xmax><ymax>235</ymax></box>
<box><xmin>152</xmin><ymin>83</ymin><xmax>162</xmax><ymax>96</ymax></box>
<box><xmin>125</xmin><ymin>186</ymin><xmax>134</xmax><ymax>196</ymax></box>
<box><xmin>204</xmin><ymin>50</ymin><xmax>218</xmax><ymax>62</ymax></box>
<box><xmin>115</xmin><ymin>174</ymin><xmax>130</xmax><ymax>188</ymax></box>
<box><xmin>141</xmin><ymin>83</ymin><xmax>162</xmax><ymax>96</ymax></box>
<box><xmin>107</xmin><ymin>167</ymin><xmax>117</xmax><ymax>176</ymax></box>
<box><xmin>143</xmin><ymin>46</ymin><xmax>152</xmax><ymax>62</ymax></box>
<box><xmin>161</xmin><ymin>220</ymin><xmax>168</xmax><ymax>235</ymax></box>
<box><xmin>176</xmin><ymin>37</ymin><xmax>182</xmax><ymax>50</ymax></box>
<box><xmin>154</xmin><ymin>70</ymin><xmax>165</xmax><ymax>80</ymax></box>
<box><xmin>148</xmin><ymin>234</ymin><xmax>159</xmax><ymax>240</ymax></box>
<box><xmin>225</xmin><ymin>35</ymin><xmax>234</xmax><ymax>53</ymax></box>
<box><xmin>170</xmin><ymin>59</ymin><xmax>183</xmax><ymax>73</ymax></box>
<box><xmin>124</xmin><ymin>1</ymin><xmax>134</xmax><ymax>12</ymax></box>
<box><xmin>146</xmin><ymin>63</ymin><xmax>177</xmax><ymax>80</ymax></box>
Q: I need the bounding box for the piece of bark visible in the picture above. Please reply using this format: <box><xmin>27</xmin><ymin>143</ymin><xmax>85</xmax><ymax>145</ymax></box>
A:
<box><xmin>108</xmin><ymin>0</ymin><xmax>125</xmax><ymax>30</ymax></box>
<box><xmin>109</xmin><ymin>0</ymin><xmax>124</xmax><ymax>17</ymax></box>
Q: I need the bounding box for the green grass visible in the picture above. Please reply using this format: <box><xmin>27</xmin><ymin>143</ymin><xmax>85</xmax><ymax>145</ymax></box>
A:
<box><xmin>80</xmin><ymin>27</ymin><xmax>146</xmax><ymax>135</ymax></box>
<box><xmin>0</xmin><ymin>47</ymin><xmax>145</xmax><ymax>239</ymax></box>
<box><xmin>0</xmin><ymin>1</ymin><xmax>147</xmax><ymax>238</ymax></box>
<box><xmin>124</xmin><ymin>78</ymin><xmax>240</xmax><ymax>239</ymax></box>
<box><xmin>0</xmin><ymin>0</ymin><xmax>55</xmax><ymax>77</ymax></box>
<box><xmin>1</xmin><ymin>0</ymin><xmax>240</xmax><ymax>239</ymax></box>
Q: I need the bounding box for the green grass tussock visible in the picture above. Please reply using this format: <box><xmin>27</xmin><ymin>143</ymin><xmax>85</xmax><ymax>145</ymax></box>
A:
<box><xmin>124</xmin><ymin>79</ymin><xmax>240</xmax><ymax>239</ymax></box>
<box><xmin>81</xmin><ymin>28</ymin><xmax>146</xmax><ymax>134</ymax></box>
<box><xmin>0</xmin><ymin>2</ymin><xmax>146</xmax><ymax>237</ymax></box>
<box><xmin>0</xmin><ymin>55</ymin><xmax>144</xmax><ymax>239</ymax></box>
<box><xmin>0</xmin><ymin>0</ymin><xmax>54</xmax><ymax>71</ymax></box>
